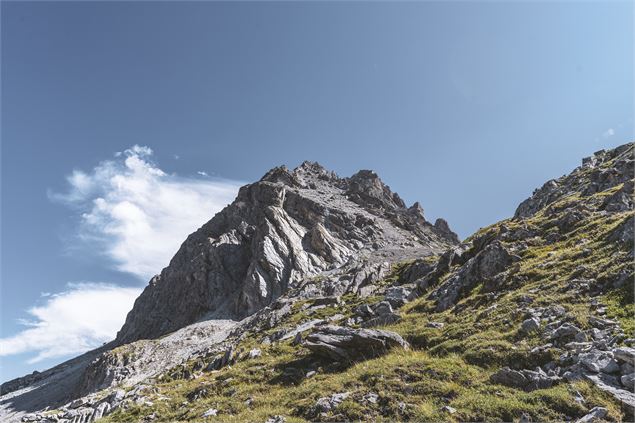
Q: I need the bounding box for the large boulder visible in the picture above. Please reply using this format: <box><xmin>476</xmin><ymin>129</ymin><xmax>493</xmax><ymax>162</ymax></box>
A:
<box><xmin>490</xmin><ymin>367</ymin><xmax>561</xmax><ymax>391</ymax></box>
<box><xmin>304</xmin><ymin>325</ymin><xmax>409</xmax><ymax>362</ymax></box>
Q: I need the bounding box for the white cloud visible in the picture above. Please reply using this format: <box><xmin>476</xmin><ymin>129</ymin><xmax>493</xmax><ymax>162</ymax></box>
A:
<box><xmin>197</xmin><ymin>171</ymin><xmax>209</xmax><ymax>177</ymax></box>
<box><xmin>0</xmin><ymin>283</ymin><xmax>142</xmax><ymax>363</ymax></box>
<box><xmin>602</xmin><ymin>128</ymin><xmax>615</xmax><ymax>138</ymax></box>
<box><xmin>51</xmin><ymin>145</ymin><xmax>242</xmax><ymax>280</ymax></box>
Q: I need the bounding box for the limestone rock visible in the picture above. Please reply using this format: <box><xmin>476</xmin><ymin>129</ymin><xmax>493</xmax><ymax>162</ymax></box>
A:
<box><xmin>576</xmin><ymin>407</ymin><xmax>608</xmax><ymax>423</ymax></box>
<box><xmin>304</xmin><ymin>325</ymin><xmax>409</xmax><ymax>362</ymax></box>
<box><xmin>521</xmin><ymin>317</ymin><xmax>541</xmax><ymax>334</ymax></box>
<box><xmin>429</xmin><ymin>241</ymin><xmax>513</xmax><ymax>311</ymax></box>
<box><xmin>490</xmin><ymin>367</ymin><xmax>561</xmax><ymax>391</ymax></box>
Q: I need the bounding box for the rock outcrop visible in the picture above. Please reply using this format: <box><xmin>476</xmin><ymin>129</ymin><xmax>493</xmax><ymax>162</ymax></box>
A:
<box><xmin>304</xmin><ymin>325</ymin><xmax>409</xmax><ymax>362</ymax></box>
<box><xmin>116</xmin><ymin>162</ymin><xmax>457</xmax><ymax>343</ymax></box>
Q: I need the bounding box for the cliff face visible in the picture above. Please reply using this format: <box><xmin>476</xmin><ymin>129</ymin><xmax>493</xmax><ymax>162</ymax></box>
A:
<box><xmin>116</xmin><ymin>162</ymin><xmax>458</xmax><ymax>344</ymax></box>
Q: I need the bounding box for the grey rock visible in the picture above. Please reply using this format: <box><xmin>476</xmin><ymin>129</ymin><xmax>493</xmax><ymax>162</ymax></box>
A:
<box><xmin>304</xmin><ymin>325</ymin><xmax>409</xmax><ymax>362</ymax></box>
<box><xmin>621</xmin><ymin>362</ymin><xmax>635</xmax><ymax>375</ymax></box>
<box><xmin>429</xmin><ymin>241</ymin><xmax>513</xmax><ymax>311</ymax></box>
<box><xmin>108</xmin><ymin>389</ymin><xmax>126</xmax><ymax>405</ymax></box>
<box><xmin>313</xmin><ymin>392</ymin><xmax>350</xmax><ymax>413</ymax></box>
<box><xmin>613</xmin><ymin>347</ymin><xmax>635</xmax><ymax>364</ymax></box>
<box><xmin>362</xmin><ymin>392</ymin><xmax>379</xmax><ymax>404</ymax></box>
<box><xmin>519</xmin><ymin>412</ymin><xmax>532</xmax><ymax>422</ymax></box>
<box><xmin>579</xmin><ymin>351</ymin><xmax>620</xmax><ymax>374</ymax></box>
<box><xmin>621</xmin><ymin>373</ymin><xmax>635</xmax><ymax>389</ymax></box>
<box><xmin>354</xmin><ymin>300</ymin><xmax>403</xmax><ymax>327</ymax></box>
<box><xmin>574</xmin><ymin>332</ymin><xmax>589</xmax><ymax>343</ymax></box>
<box><xmin>565</xmin><ymin>342</ymin><xmax>593</xmax><ymax>353</ymax></box>
<box><xmin>384</xmin><ymin>285</ymin><xmax>414</xmax><ymax>307</ymax></box>
<box><xmin>589</xmin><ymin>316</ymin><xmax>619</xmax><ymax>329</ymax></box>
<box><xmin>584</xmin><ymin>372</ymin><xmax>635</xmax><ymax>415</ymax></box>
<box><xmin>291</xmin><ymin>332</ymin><xmax>303</xmax><ymax>346</ymax></box>
<box><xmin>551</xmin><ymin>323</ymin><xmax>582</xmax><ymax>340</ymax></box>
<box><xmin>264</xmin><ymin>416</ymin><xmax>286</xmax><ymax>423</ymax></box>
<box><xmin>575</xmin><ymin>406</ymin><xmax>608</xmax><ymax>423</ymax></box>
<box><xmin>490</xmin><ymin>367</ymin><xmax>561</xmax><ymax>391</ymax></box>
<box><xmin>441</xmin><ymin>405</ymin><xmax>457</xmax><ymax>414</ymax></box>
<box><xmin>93</xmin><ymin>402</ymin><xmax>111</xmax><ymax>419</ymax></box>
<box><xmin>202</xmin><ymin>408</ymin><xmax>218</xmax><ymax>417</ymax></box>
<box><xmin>521</xmin><ymin>317</ymin><xmax>541</xmax><ymax>334</ymax></box>
<box><xmin>248</xmin><ymin>348</ymin><xmax>262</xmax><ymax>359</ymax></box>
<box><xmin>426</xmin><ymin>322</ymin><xmax>445</xmax><ymax>329</ymax></box>
<box><xmin>276</xmin><ymin>319</ymin><xmax>324</xmax><ymax>343</ymax></box>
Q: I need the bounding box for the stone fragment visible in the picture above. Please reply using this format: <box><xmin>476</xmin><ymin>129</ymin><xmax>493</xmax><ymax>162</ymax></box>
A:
<box><xmin>202</xmin><ymin>408</ymin><xmax>218</xmax><ymax>417</ymax></box>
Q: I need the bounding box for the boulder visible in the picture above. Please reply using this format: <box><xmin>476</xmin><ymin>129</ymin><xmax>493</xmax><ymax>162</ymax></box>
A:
<box><xmin>93</xmin><ymin>402</ymin><xmax>111</xmax><ymax>419</ymax></box>
<box><xmin>248</xmin><ymin>348</ymin><xmax>262</xmax><ymax>359</ymax></box>
<box><xmin>576</xmin><ymin>407</ymin><xmax>608</xmax><ymax>423</ymax></box>
<box><xmin>521</xmin><ymin>317</ymin><xmax>541</xmax><ymax>334</ymax></box>
<box><xmin>313</xmin><ymin>392</ymin><xmax>350</xmax><ymax>413</ymax></box>
<box><xmin>490</xmin><ymin>367</ymin><xmax>561</xmax><ymax>391</ymax></box>
<box><xmin>202</xmin><ymin>408</ymin><xmax>218</xmax><ymax>417</ymax></box>
<box><xmin>304</xmin><ymin>325</ymin><xmax>409</xmax><ymax>362</ymax></box>
<box><xmin>613</xmin><ymin>347</ymin><xmax>635</xmax><ymax>364</ymax></box>
<box><xmin>578</xmin><ymin>351</ymin><xmax>620</xmax><ymax>374</ymax></box>
<box><xmin>584</xmin><ymin>372</ymin><xmax>635</xmax><ymax>416</ymax></box>
<box><xmin>384</xmin><ymin>285</ymin><xmax>414</xmax><ymax>307</ymax></box>
<box><xmin>550</xmin><ymin>323</ymin><xmax>582</xmax><ymax>340</ymax></box>
<box><xmin>621</xmin><ymin>373</ymin><xmax>634</xmax><ymax>390</ymax></box>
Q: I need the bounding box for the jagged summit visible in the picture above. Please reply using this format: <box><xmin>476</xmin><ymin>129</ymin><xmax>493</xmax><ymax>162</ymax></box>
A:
<box><xmin>115</xmin><ymin>163</ymin><xmax>457</xmax><ymax>344</ymax></box>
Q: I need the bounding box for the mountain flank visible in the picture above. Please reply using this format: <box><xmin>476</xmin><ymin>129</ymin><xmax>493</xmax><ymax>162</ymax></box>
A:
<box><xmin>116</xmin><ymin>162</ymin><xmax>457</xmax><ymax>344</ymax></box>
<box><xmin>1</xmin><ymin>144</ymin><xmax>633</xmax><ymax>423</ymax></box>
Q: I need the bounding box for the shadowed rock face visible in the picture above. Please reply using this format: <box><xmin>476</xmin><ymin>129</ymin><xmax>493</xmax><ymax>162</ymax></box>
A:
<box><xmin>116</xmin><ymin>162</ymin><xmax>458</xmax><ymax>344</ymax></box>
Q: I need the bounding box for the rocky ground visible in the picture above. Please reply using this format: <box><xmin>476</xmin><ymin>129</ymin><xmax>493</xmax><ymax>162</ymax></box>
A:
<box><xmin>1</xmin><ymin>144</ymin><xmax>633</xmax><ymax>422</ymax></box>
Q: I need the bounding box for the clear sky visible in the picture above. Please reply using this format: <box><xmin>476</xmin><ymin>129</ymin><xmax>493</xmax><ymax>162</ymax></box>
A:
<box><xmin>1</xmin><ymin>1</ymin><xmax>633</xmax><ymax>382</ymax></box>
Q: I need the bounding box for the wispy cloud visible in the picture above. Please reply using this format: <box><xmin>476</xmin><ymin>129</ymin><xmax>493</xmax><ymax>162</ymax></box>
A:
<box><xmin>602</xmin><ymin>128</ymin><xmax>615</xmax><ymax>138</ymax></box>
<box><xmin>2</xmin><ymin>146</ymin><xmax>242</xmax><ymax>365</ymax></box>
<box><xmin>0</xmin><ymin>283</ymin><xmax>142</xmax><ymax>363</ymax></box>
<box><xmin>50</xmin><ymin>145</ymin><xmax>242</xmax><ymax>280</ymax></box>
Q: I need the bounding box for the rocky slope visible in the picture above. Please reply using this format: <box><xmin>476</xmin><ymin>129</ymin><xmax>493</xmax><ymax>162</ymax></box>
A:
<box><xmin>1</xmin><ymin>144</ymin><xmax>633</xmax><ymax>423</ymax></box>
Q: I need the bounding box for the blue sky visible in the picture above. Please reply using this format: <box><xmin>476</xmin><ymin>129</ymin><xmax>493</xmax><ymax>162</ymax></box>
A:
<box><xmin>1</xmin><ymin>1</ymin><xmax>632</xmax><ymax>382</ymax></box>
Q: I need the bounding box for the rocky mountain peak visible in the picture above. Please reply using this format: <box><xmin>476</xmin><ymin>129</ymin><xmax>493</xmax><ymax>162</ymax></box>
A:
<box><xmin>115</xmin><ymin>163</ymin><xmax>458</xmax><ymax>344</ymax></box>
